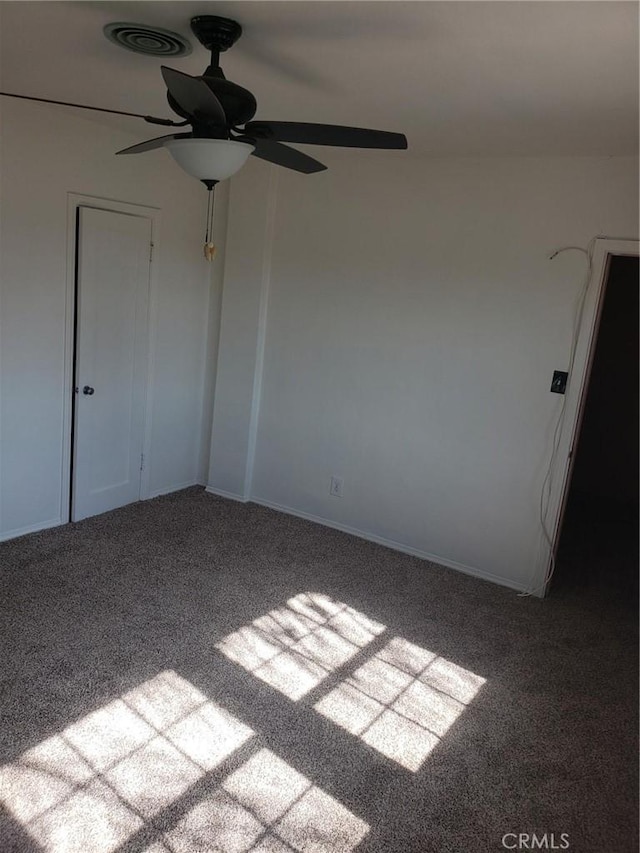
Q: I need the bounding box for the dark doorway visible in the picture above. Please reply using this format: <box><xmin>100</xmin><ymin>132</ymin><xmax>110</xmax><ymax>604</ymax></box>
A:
<box><xmin>551</xmin><ymin>255</ymin><xmax>639</xmax><ymax>606</ymax></box>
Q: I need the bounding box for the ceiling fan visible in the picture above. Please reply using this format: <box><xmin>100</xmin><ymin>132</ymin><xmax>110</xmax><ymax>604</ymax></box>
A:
<box><xmin>1</xmin><ymin>15</ymin><xmax>408</xmax><ymax>187</ymax></box>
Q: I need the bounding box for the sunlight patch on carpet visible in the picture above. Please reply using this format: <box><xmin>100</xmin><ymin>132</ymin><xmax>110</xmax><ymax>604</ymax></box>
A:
<box><xmin>216</xmin><ymin>594</ymin><xmax>486</xmax><ymax>773</ymax></box>
<box><xmin>166</xmin><ymin>748</ymin><xmax>369</xmax><ymax>853</ymax></box>
<box><xmin>216</xmin><ymin>593</ymin><xmax>386</xmax><ymax>700</ymax></box>
<box><xmin>315</xmin><ymin>637</ymin><xmax>486</xmax><ymax>771</ymax></box>
<box><xmin>0</xmin><ymin>670</ymin><xmax>254</xmax><ymax>852</ymax></box>
<box><xmin>0</xmin><ymin>668</ymin><xmax>369</xmax><ymax>853</ymax></box>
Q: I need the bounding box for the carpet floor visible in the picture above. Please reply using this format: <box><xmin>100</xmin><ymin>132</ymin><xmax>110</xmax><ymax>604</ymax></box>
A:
<box><xmin>1</xmin><ymin>487</ymin><xmax>637</xmax><ymax>853</ymax></box>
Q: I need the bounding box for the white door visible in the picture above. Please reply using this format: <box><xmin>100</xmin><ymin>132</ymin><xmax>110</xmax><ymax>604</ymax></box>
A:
<box><xmin>72</xmin><ymin>206</ymin><xmax>152</xmax><ymax>521</ymax></box>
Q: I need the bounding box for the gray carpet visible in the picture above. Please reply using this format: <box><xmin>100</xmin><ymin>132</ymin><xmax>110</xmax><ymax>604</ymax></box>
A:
<box><xmin>0</xmin><ymin>487</ymin><xmax>637</xmax><ymax>853</ymax></box>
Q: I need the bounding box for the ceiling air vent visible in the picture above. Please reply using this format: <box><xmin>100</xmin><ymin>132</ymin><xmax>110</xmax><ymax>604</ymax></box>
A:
<box><xmin>104</xmin><ymin>22</ymin><xmax>192</xmax><ymax>57</ymax></box>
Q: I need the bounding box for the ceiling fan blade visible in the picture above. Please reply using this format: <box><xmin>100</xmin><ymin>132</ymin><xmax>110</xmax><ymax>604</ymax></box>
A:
<box><xmin>249</xmin><ymin>139</ymin><xmax>327</xmax><ymax>174</ymax></box>
<box><xmin>161</xmin><ymin>66</ymin><xmax>226</xmax><ymax>125</ymax></box>
<box><xmin>244</xmin><ymin>121</ymin><xmax>408</xmax><ymax>150</ymax></box>
<box><xmin>0</xmin><ymin>91</ymin><xmax>185</xmax><ymax>126</ymax></box>
<box><xmin>116</xmin><ymin>133</ymin><xmax>192</xmax><ymax>155</ymax></box>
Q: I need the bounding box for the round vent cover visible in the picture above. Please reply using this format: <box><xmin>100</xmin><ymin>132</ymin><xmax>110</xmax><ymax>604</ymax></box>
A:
<box><xmin>104</xmin><ymin>22</ymin><xmax>192</xmax><ymax>57</ymax></box>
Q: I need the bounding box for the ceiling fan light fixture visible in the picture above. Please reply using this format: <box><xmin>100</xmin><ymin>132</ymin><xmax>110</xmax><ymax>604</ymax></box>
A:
<box><xmin>164</xmin><ymin>138</ymin><xmax>254</xmax><ymax>181</ymax></box>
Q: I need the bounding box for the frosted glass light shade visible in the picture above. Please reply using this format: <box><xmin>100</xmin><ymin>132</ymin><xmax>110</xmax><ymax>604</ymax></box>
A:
<box><xmin>164</xmin><ymin>138</ymin><xmax>254</xmax><ymax>181</ymax></box>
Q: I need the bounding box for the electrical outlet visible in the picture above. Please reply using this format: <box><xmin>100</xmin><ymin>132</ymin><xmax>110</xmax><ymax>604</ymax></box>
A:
<box><xmin>329</xmin><ymin>476</ymin><xmax>344</xmax><ymax>497</ymax></box>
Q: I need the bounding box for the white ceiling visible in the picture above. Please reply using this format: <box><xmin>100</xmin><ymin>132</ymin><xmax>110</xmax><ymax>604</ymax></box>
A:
<box><xmin>0</xmin><ymin>1</ymin><xmax>638</xmax><ymax>157</ymax></box>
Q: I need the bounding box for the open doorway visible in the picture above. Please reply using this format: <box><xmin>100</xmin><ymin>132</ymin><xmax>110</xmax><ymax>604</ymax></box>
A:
<box><xmin>550</xmin><ymin>255</ymin><xmax>638</xmax><ymax>604</ymax></box>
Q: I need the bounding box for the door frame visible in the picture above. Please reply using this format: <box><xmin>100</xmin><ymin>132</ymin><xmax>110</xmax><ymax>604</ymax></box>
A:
<box><xmin>62</xmin><ymin>193</ymin><xmax>161</xmax><ymax>522</ymax></box>
<box><xmin>538</xmin><ymin>237</ymin><xmax>639</xmax><ymax>595</ymax></box>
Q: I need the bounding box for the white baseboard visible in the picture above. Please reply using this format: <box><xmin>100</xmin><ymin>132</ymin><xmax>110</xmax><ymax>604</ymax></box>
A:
<box><xmin>205</xmin><ymin>486</ymin><xmax>249</xmax><ymax>503</ymax></box>
<box><xmin>1</xmin><ymin>482</ymin><xmax>201</xmax><ymax>542</ymax></box>
<box><xmin>146</xmin><ymin>481</ymin><xmax>202</xmax><ymax>500</ymax></box>
<box><xmin>0</xmin><ymin>516</ymin><xmax>63</xmax><ymax>543</ymax></box>
<box><xmin>0</xmin><ymin>492</ymin><xmax>528</xmax><ymax>595</ymax></box>
<box><xmin>250</xmin><ymin>497</ymin><xmax>527</xmax><ymax>594</ymax></box>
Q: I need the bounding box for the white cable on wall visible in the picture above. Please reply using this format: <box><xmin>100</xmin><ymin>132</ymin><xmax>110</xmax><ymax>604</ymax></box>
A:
<box><xmin>520</xmin><ymin>240</ymin><xmax>595</xmax><ymax>598</ymax></box>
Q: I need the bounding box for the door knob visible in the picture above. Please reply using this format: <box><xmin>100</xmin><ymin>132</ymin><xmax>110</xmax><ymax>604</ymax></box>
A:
<box><xmin>82</xmin><ymin>386</ymin><xmax>95</xmax><ymax>396</ymax></box>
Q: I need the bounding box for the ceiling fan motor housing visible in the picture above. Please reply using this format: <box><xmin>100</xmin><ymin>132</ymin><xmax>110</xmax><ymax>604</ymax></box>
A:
<box><xmin>167</xmin><ymin>77</ymin><xmax>257</xmax><ymax>129</ymax></box>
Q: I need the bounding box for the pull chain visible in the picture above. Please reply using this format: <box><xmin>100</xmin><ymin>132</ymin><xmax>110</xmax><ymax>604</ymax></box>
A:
<box><xmin>203</xmin><ymin>183</ymin><xmax>217</xmax><ymax>261</ymax></box>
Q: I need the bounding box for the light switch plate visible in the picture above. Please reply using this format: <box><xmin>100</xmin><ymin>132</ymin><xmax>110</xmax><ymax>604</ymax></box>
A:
<box><xmin>550</xmin><ymin>370</ymin><xmax>568</xmax><ymax>394</ymax></box>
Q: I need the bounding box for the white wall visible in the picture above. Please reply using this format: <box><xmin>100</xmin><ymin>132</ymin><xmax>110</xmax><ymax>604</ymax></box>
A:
<box><xmin>207</xmin><ymin>161</ymin><xmax>274</xmax><ymax>499</ymax></box>
<box><xmin>0</xmin><ymin>98</ymin><xmax>222</xmax><ymax>539</ymax></box>
<box><xmin>208</xmin><ymin>153</ymin><xmax>638</xmax><ymax>592</ymax></box>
